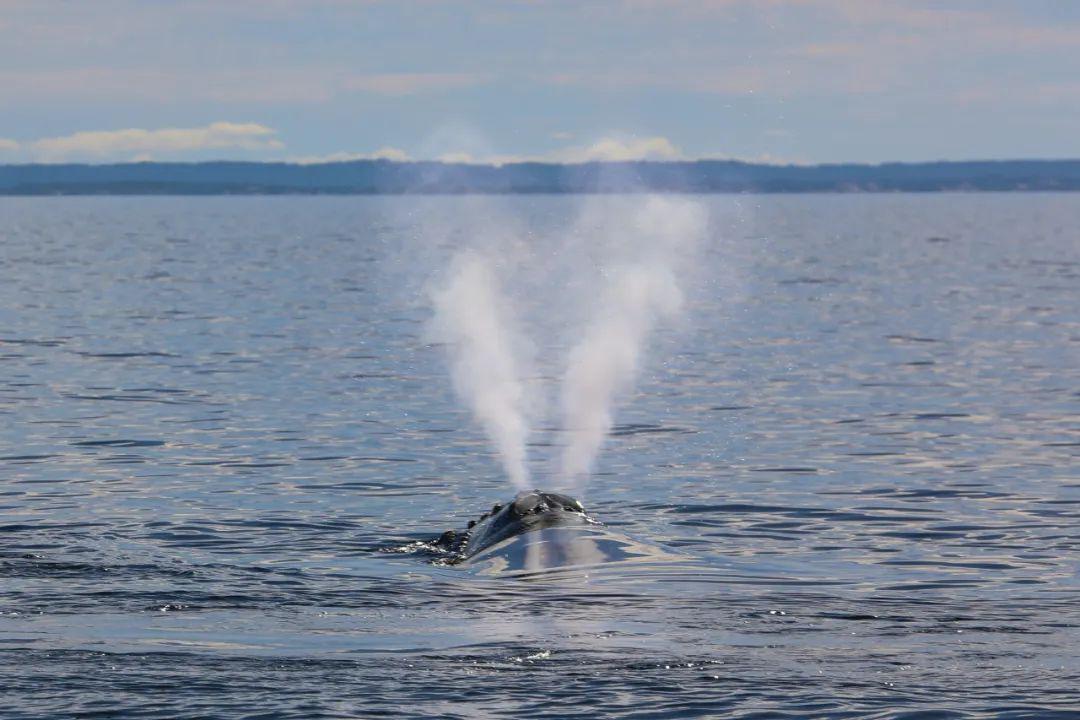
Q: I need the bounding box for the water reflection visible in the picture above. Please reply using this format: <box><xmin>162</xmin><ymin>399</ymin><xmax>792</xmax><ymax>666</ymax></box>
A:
<box><xmin>463</xmin><ymin>526</ymin><xmax>690</xmax><ymax>577</ymax></box>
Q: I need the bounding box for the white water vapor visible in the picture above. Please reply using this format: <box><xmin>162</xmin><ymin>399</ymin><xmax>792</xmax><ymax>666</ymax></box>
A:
<box><xmin>420</xmin><ymin>191</ymin><xmax>708</xmax><ymax>495</ymax></box>
<box><xmin>557</xmin><ymin>196</ymin><xmax>707</xmax><ymax>491</ymax></box>
<box><xmin>428</xmin><ymin>251</ymin><xmax>532</xmax><ymax>490</ymax></box>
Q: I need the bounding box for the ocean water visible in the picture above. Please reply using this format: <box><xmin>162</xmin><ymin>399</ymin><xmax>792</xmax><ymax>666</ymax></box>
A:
<box><xmin>1</xmin><ymin>194</ymin><xmax>1077</xmax><ymax>719</ymax></box>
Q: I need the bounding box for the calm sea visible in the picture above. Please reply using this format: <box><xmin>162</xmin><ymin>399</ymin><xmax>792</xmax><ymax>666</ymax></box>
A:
<box><xmin>1</xmin><ymin>194</ymin><xmax>1078</xmax><ymax>719</ymax></box>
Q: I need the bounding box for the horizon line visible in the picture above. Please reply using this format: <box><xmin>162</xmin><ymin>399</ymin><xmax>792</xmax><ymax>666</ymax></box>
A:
<box><xmin>3</xmin><ymin>157</ymin><xmax>1080</xmax><ymax>170</ymax></box>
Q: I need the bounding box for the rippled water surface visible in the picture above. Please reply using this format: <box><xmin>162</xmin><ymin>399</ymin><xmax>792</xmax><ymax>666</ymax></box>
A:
<box><xmin>2</xmin><ymin>194</ymin><xmax>1078</xmax><ymax>719</ymax></box>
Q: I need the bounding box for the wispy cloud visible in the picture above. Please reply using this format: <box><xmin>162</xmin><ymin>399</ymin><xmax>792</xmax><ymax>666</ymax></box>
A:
<box><xmin>28</xmin><ymin>122</ymin><xmax>283</xmax><ymax>161</ymax></box>
<box><xmin>4</xmin><ymin>126</ymin><xmax>687</xmax><ymax>165</ymax></box>
<box><xmin>429</xmin><ymin>137</ymin><xmax>816</xmax><ymax>166</ymax></box>
<box><xmin>436</xmin><ymin>151</ymin><xmax>479</xmax><ymax>164</ymax></box>
<box><xmin>552</xmin><ymin>136</ymin><xmax>682</xmax><ymax>162</ymax></box>
<box><xmin>0</xmin><ymin>68</ymin><xmax>487</xmax><ymax>105</ymax></box>
<box><xmin>341</xmin><ymin>73</ymin><xmax>483</xmax><ymax>96</ymax></box>
<box><xmin>540</xmin><ymin>1</ymin><xmax>1080</xmax><ymax>103</ymax></box>
<box><xmin>288</xmin><ymin>147</ymin><xmax>411</xmax><ymax>164</ymax></box>
<box><xmin>955</xmin><ymin>80</ymin><xmax>1080</xmax><ymax>106</ymax></box>
<box><xmin>435</xmin><ymin>135</ymin><xmax>684</xmax><ymax>165</ymax></box>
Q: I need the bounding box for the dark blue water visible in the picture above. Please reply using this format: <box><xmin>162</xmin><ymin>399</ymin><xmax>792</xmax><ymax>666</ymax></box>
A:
<box><xmin>1</xmin><ymin>194</ymin><xmax>1078</xmax><ymax>719</ymax></box>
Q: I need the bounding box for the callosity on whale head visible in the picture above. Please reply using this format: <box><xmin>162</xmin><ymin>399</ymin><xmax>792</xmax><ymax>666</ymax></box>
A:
<box><xmin>433</xmin><ymin>489</ymin><xmax>597</xmax><ymax>563</ymax></box>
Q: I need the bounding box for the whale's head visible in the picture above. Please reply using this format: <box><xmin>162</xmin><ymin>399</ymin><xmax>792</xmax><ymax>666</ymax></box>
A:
<box><xmin>434</xmin><ymin>489</ymin><xmax>596</xmax><ymax>562</ymax></box>
<box><xmin>507</xmin><ymin>490</ymin><xmax>586</xmax><ymax>520</ymax></box>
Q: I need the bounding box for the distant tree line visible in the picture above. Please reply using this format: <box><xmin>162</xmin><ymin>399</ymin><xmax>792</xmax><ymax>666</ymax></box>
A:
<box><xmin>2</xmin><ymin>159</ymin><xmax>1079</xmax><ymax>194</ymax></box>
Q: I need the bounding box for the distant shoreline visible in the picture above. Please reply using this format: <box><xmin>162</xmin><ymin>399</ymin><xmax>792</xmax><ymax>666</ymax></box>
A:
<box><xmin>2</xmin><ymin>158</ymin><xmax>1079</xmax><ymax>195</ymax></box>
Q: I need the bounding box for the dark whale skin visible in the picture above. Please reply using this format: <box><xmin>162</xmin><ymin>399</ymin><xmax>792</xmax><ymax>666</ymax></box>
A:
<box><xmin>434</xmin><ymin>490</ymin><xmax>597</xmax><ymax>563</ymax></box>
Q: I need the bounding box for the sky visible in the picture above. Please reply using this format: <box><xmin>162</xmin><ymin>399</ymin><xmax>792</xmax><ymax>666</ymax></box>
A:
<box><xmin>1</xmin><ymin>0</ymin><xmax>1078</xmax><ymax>165</ymax></box>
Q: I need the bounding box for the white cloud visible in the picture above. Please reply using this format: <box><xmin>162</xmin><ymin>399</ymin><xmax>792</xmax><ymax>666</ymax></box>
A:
<box><xmin>434</xmin><ymin>135</ymin><xmax>685</xmax><ymax>166</ymax></box>
<box><xmin>288</xmin><ymin>147</ymin><xmax>411</xmax><ymax>164</ymax></box>
<box><xmin>29</xmin><ymin>122</ymin><xmax>283</xmax><ymax>161</ymax></box>
<box><xmin>297</xmin><ymin>139</ymin><xmax>685</xmax><ymax>166</ymax></box>
<box><xmin>706</xmin><ymin>152</ymin><xmax>810</xmax><ymax>166</ymax></box>
<box><xmin>436</xmin><ymin>151</ymin><xmax>480</xmax><ymax>164</ymax></box>
<box><xmin>553</xmin><ymin>136</ymin><xmax>683</xmax><ymax>162</ymax></box>
<box><xmin>3</xmin><ymin>127</ymin><xmax>790</xmax><ymax>167</ymax></box>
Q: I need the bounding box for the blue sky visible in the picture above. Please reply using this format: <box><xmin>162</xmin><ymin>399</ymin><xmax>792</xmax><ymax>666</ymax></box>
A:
<box><xmin>1</xmin><ymin>0</ymin><xmax>1078</xmax><ymax>164</ymax></box>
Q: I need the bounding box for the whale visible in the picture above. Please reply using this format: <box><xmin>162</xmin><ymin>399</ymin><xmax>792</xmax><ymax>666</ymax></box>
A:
<box><xmin>433</xmin><ymin>489</ymin><xmax>598</xmax><ymax>564</ymax></box>
<box><xmin>427</xmin><ymin>489</ymin><xmax>691</xmax><ymax>575</ymax></box>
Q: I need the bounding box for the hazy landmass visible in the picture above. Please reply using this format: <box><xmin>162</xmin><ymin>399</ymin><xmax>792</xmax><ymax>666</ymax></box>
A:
<box><xmin>1</xmin><ymin>159</ymin><xmax>1079</xmax><ymax>195</ymax></box>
